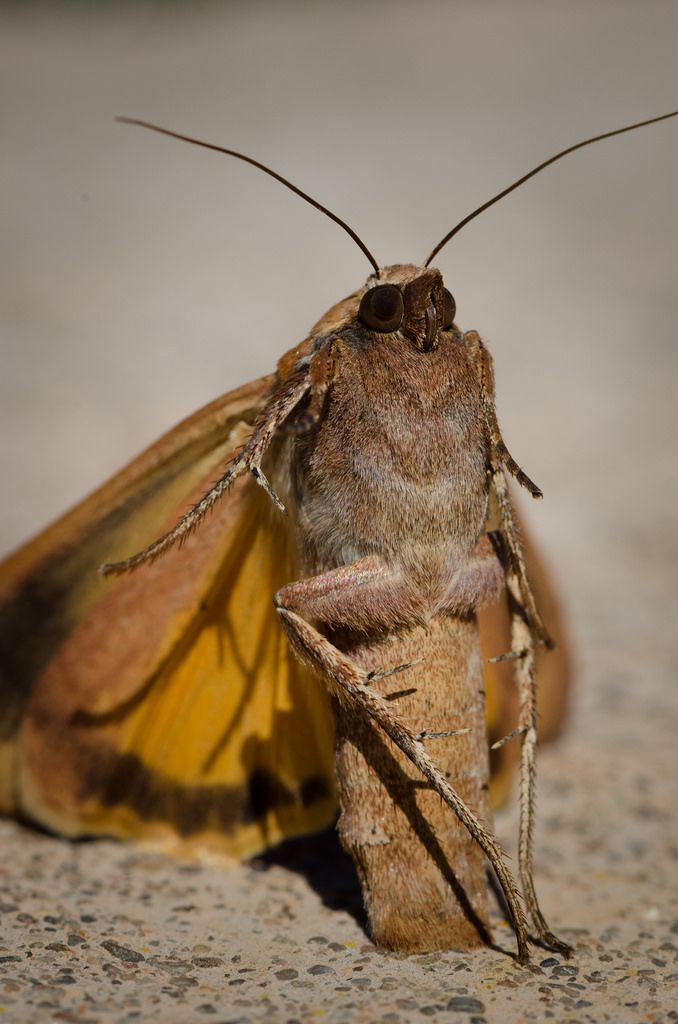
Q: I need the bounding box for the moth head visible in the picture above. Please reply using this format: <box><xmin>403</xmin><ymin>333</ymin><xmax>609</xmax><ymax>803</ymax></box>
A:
<box><xmin>356</xmin><ymin>265</ymin><xmax>456</xmax><ymax>352</ymax></box>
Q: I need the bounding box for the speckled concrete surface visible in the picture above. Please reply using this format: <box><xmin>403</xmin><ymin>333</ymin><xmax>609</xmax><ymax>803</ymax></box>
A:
<box><xmin>1</xmin><ymin>2</ymin><xmax>677</xmax><ymax>1022</ymax></box>
<box><xmin>1</xmin><ymin>662</ymin><xmax>677</xmax><ymax>1024</ymax></box>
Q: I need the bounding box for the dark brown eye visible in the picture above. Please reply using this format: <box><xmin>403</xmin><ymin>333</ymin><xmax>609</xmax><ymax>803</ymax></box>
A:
<box><xmin>358</xmin><ymin>284</ymin><xmax>404</xmax><ymax>332</ymax></box>
<box><xmin>442</xmin><ymin>288</ymin><xmax>456</xmax><ymax>329</ymax></box>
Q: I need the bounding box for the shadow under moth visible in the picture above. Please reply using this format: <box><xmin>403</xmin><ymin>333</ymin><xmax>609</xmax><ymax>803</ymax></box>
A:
<box><xmin>0</xmin><ymin>110</ymin><xmax>675</xmax><ymax>964</ymax></box>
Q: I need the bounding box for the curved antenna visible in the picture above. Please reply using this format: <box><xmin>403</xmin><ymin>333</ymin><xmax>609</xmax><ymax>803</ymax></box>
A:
<box><xmin>116</xmin><ymin>117</ymin><xmax>380</xmax><ymax>276</ymax></box>
<box><xmin>425</xmin><ymin>109</ymin><xmax>678</xmax><ymax>267</ymax></box>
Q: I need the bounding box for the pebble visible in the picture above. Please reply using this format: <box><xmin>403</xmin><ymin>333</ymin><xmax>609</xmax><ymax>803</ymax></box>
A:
<box><xmin>100</xmin><ymin>940</ymin><xmax>145</xmax><ymax>963</ymax></box>
<box><xmin>274</xmin><ymin>968</ymin><xmax>298</xmax><ymax>980</ymax></box>
<box><xmin>551</xmin><ymin>964</ymin><xmax>578</xmax><ymax>978</ymax></box>
<box><xmin>308</xmin><ymin>964</ymin><xmax>334</xmax><ymax>975</ymax></box>
<box><xmin>447</xmin><ymin>997</ymin><xmax>486</xmax><ymax>1013</ymax></box>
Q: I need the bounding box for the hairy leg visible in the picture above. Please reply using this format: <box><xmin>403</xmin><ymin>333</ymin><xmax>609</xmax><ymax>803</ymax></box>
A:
<box><xmin>275</xmin><ymin>553</ymin><xmax>531</xmax><ymax>962</ymax></box>
<box><xmin>463</xmin><ymin>330</ymin><xmax>570</xmax><ymax>953</ymax></box>
<box><xmin>102</xmin><ymin>367</ymin><xmax>309</xmax><ymax>574</ymax></box>
<box><xmin>507</xmin><ymin>577</ymin><xmax>573</xmax><ymax>956</ymax></box>
<box><xmin>463</xmin><ymin>331</ymin><xmax>543</xmax><ymax>499</ymax></box>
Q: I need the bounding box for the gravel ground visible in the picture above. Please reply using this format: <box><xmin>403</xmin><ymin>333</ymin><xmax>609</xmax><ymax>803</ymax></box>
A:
<box><xmin>1</xmin><ymin>663</ymin><xmax>677</xmax><ymax>1024</ymax></box>
<box><xmin>1</xmin><ymin>3</ymin><xmax>677</xmax><ymax>1021</ymax></box>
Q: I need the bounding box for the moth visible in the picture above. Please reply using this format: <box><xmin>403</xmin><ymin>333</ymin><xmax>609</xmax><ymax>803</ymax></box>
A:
<box><xmin>0</xmin><ymin>110</ymin><xmax>675</xmax><ymax>964</ymax></box>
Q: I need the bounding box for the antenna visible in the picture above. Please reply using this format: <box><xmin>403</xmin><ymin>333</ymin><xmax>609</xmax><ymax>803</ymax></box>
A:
<box><xmin>116</xmin><ymin>117</ymin><xmax>380</xmax><ymax>276</ymax></box>
<box><xmin>425</xmin><ymin>109</ymin><xmax>678</xmax><ymax>266</ymax></box>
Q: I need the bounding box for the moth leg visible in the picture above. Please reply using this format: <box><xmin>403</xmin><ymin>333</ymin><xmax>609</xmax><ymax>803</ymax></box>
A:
<box><xmin>464</xmin><ymin>330</ymin><xmax>570</xmax><ymax>952</ymax></box>
<box><xmin>509</xmin><ymin>600</ymin><xmax>573</xmax><ymax>957</ymax></box>
<box><xmin>490</xmin><ymin>473</ymin><xmax>572</xmax><ymax>955</ymax></box>
<box><xmin>490</xmin><ymin>467</ymin><xmax>552</xmax><ymax>647</ymax></box>
<box><xmin>463</xmin><ymin>330</ymin><xmax>543</xmax><ymax>499</ymax></box>
<box><xmin>462</xmin><ymin>329</ymin><xmax>551</xmax><ymax>643</ymax></box>
<box><xmin>289</xmin><ymin>335</ymin><xmax>341</xmax><ymax>433</ymax></box>
<box><xmin>101</xmin><ymin>367</ymin><xmax>309</xmax><ymax>575</ymax></box>
<box><xmin>438</xmin><ymin>533</ymin><xmax>506</xmax><ymax>614</ymax></box>
<box><xmin>275</xmin><ymin>560</ymin><xmax>531</xmax><ymax>963</ymax></box>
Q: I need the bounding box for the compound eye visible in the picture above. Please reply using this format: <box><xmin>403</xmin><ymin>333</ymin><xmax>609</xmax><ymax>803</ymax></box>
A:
<box><xmin>358</xmin><ymin>284</ymin><xmax>404</xmax><ymax>332</ymax></box>
<box><xmin>442</xmin><ymin>288</ymin><xmax>456</xmax><ymax>329</ymax></box>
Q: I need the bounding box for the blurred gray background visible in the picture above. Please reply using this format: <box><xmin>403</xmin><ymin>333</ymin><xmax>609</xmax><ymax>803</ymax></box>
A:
<box><xmin>1</xmin><ymin>0</ymin><xmax>677</xmax><ymax>564</ymax></box>
<box><xmin>1</xmin><ymin>3</ymin><xmax>677</xmax><ymax>1019</ymax></box>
